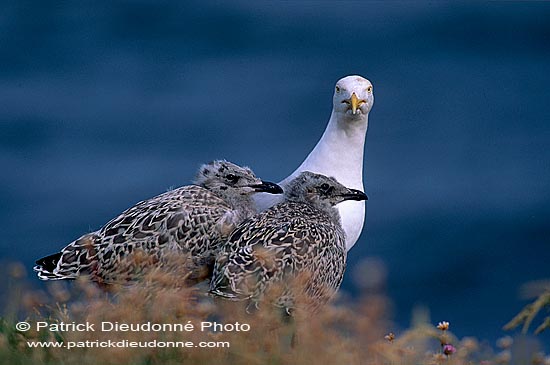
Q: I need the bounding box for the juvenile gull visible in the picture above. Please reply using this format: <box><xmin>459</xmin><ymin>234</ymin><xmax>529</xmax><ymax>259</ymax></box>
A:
<box><xmin>255</xmin><ymin>75</ymin><xmax>374</xmax><ymax>251</ymax></box>
<box><xmin>34</xmin><ymin>160</ymin><xmax>283</xmax><ymax>283</ymax></box>
<box><xmin>210</xmin><ymin>171</ymin><xmax>368</xmax><ymax>312</ymax></box>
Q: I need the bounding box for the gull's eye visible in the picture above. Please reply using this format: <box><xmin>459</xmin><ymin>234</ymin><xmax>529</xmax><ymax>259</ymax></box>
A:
<box><xmin>225</xmin><ymin>174</ymin><xmax>239</xmax><ymax>183</ymax></box>
<box><xmin>367</xmin><ymin>85</ymin><xmax>373</xmax><ymax>93</ymax></box>
<box><xmin>319</xmin><ymin>183</ymin><xmax>334</xmax><ymax>196</ymax></box>
<box><xmin>335</xmin><ymin>85</ymin><xmax>341</xmax><ymax>93</ymax></box>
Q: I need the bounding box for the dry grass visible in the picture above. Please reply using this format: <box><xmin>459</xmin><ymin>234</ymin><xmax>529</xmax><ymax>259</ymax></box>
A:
<box><xmin>1</xmin><ymin>260</ymin><xmax>549</xmax><ymax>365</ymax></box>
<box><xmin>504</xmin><ymin>280</ymin><xmax>550</xmax><ymax>336</ymax></box>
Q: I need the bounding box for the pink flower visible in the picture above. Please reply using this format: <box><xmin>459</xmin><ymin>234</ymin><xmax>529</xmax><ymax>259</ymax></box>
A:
<box><xmin>443</xmin><ymin>344</ymin><xmax>456</xmax><ymax>356</ymax></box>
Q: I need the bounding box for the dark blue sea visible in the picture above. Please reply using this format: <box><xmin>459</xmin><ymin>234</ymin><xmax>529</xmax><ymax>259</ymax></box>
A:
<box><xmin>1</xmin><ymin>1</ymin><xmax>549</xmax><ymax>346</ymax></box>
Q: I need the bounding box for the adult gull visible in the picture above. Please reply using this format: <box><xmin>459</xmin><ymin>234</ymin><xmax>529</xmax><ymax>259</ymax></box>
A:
<box><xmin>255</xmin><ymin>75</ymin><xmax>374</xmax><ymax>251</ymax></box>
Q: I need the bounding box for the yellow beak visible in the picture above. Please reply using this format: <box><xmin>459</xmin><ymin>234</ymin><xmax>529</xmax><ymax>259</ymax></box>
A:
<box><xmin>351</xmin><ymin>92</ymin><xmax>361</xmax><ymax>114</ymax></box>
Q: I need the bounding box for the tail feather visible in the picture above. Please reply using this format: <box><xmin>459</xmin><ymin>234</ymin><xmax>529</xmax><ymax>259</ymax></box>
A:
<box><xmin>35</xmin><ymin>252</ymin><xmax>62</xmax><ymax>272</ymax></box>
<box><xmin>34</xmin><ymin>234</ymin><xmax>98</xmax><ymax>281</ymax></box>
<box><xmin>34</xmin><ymin>252</ymin><xmax>69</xmax><ymax>280</ymax></box>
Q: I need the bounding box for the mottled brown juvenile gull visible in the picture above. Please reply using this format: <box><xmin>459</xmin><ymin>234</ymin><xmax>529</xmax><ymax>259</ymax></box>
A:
<box><xmin>210</xmin><ymin>171</ymin><xmax>368</xmax><ymax>313</ymax></box>
<box><xmin>34</xmin><ymin>160</ymin><xmax>283</xmax><ymax>283</ymax></box>
<box><xmin>254</xmin><ymin>75</ymin><xmax>374</xmax><ymax>252</ymax></box>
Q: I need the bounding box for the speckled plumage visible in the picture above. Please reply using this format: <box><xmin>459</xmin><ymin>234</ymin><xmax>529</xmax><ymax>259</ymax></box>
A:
<box><xmin>210</xmin><ymin>171</ymin><xmax>368</xmax><ymax>312</ymax></box>
<box><xmin>34</xmin><ymin>160</ymin><xmax>282</xmax><ymax>283</ymax></box>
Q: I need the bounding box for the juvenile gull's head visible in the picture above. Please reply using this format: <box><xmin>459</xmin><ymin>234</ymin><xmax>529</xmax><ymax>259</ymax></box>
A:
<box><xmin>284</xmin><ymin>171</ymin><xmax>367</xmax><ymax>215</ymax></box>
<box><xmin>195</xmin><ymin>160</ymin><xmax>282</xmax><ymax>199</ymax></box>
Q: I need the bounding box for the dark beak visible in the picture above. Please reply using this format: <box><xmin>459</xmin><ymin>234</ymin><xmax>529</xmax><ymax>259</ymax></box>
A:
<box><xmin>250</xmin><ymin>180</ymin><xmax>284</xmax><ymax>194</ymax></box>
<box><xmin>341</xmin><ymin>188</ymin><xmax>368</xmax><ymax>201</ymax></box>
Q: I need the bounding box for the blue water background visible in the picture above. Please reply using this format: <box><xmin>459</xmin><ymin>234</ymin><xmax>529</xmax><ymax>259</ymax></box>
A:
<box><xmin>1</xmin><ymin>1</ymin><xmax>549</xmax><ymax>344</ymax></box>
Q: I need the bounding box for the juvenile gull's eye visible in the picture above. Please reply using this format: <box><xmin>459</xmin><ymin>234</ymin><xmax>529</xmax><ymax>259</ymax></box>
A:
<box><xmin>225</xmin><ymin>174</ymin><xmax>239</xmax><ymax>183</ymax></box>
<box><xmin>321</xmin><ymin>183</ymin><xmax>330</xmax><ymax>190</ymax></box>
